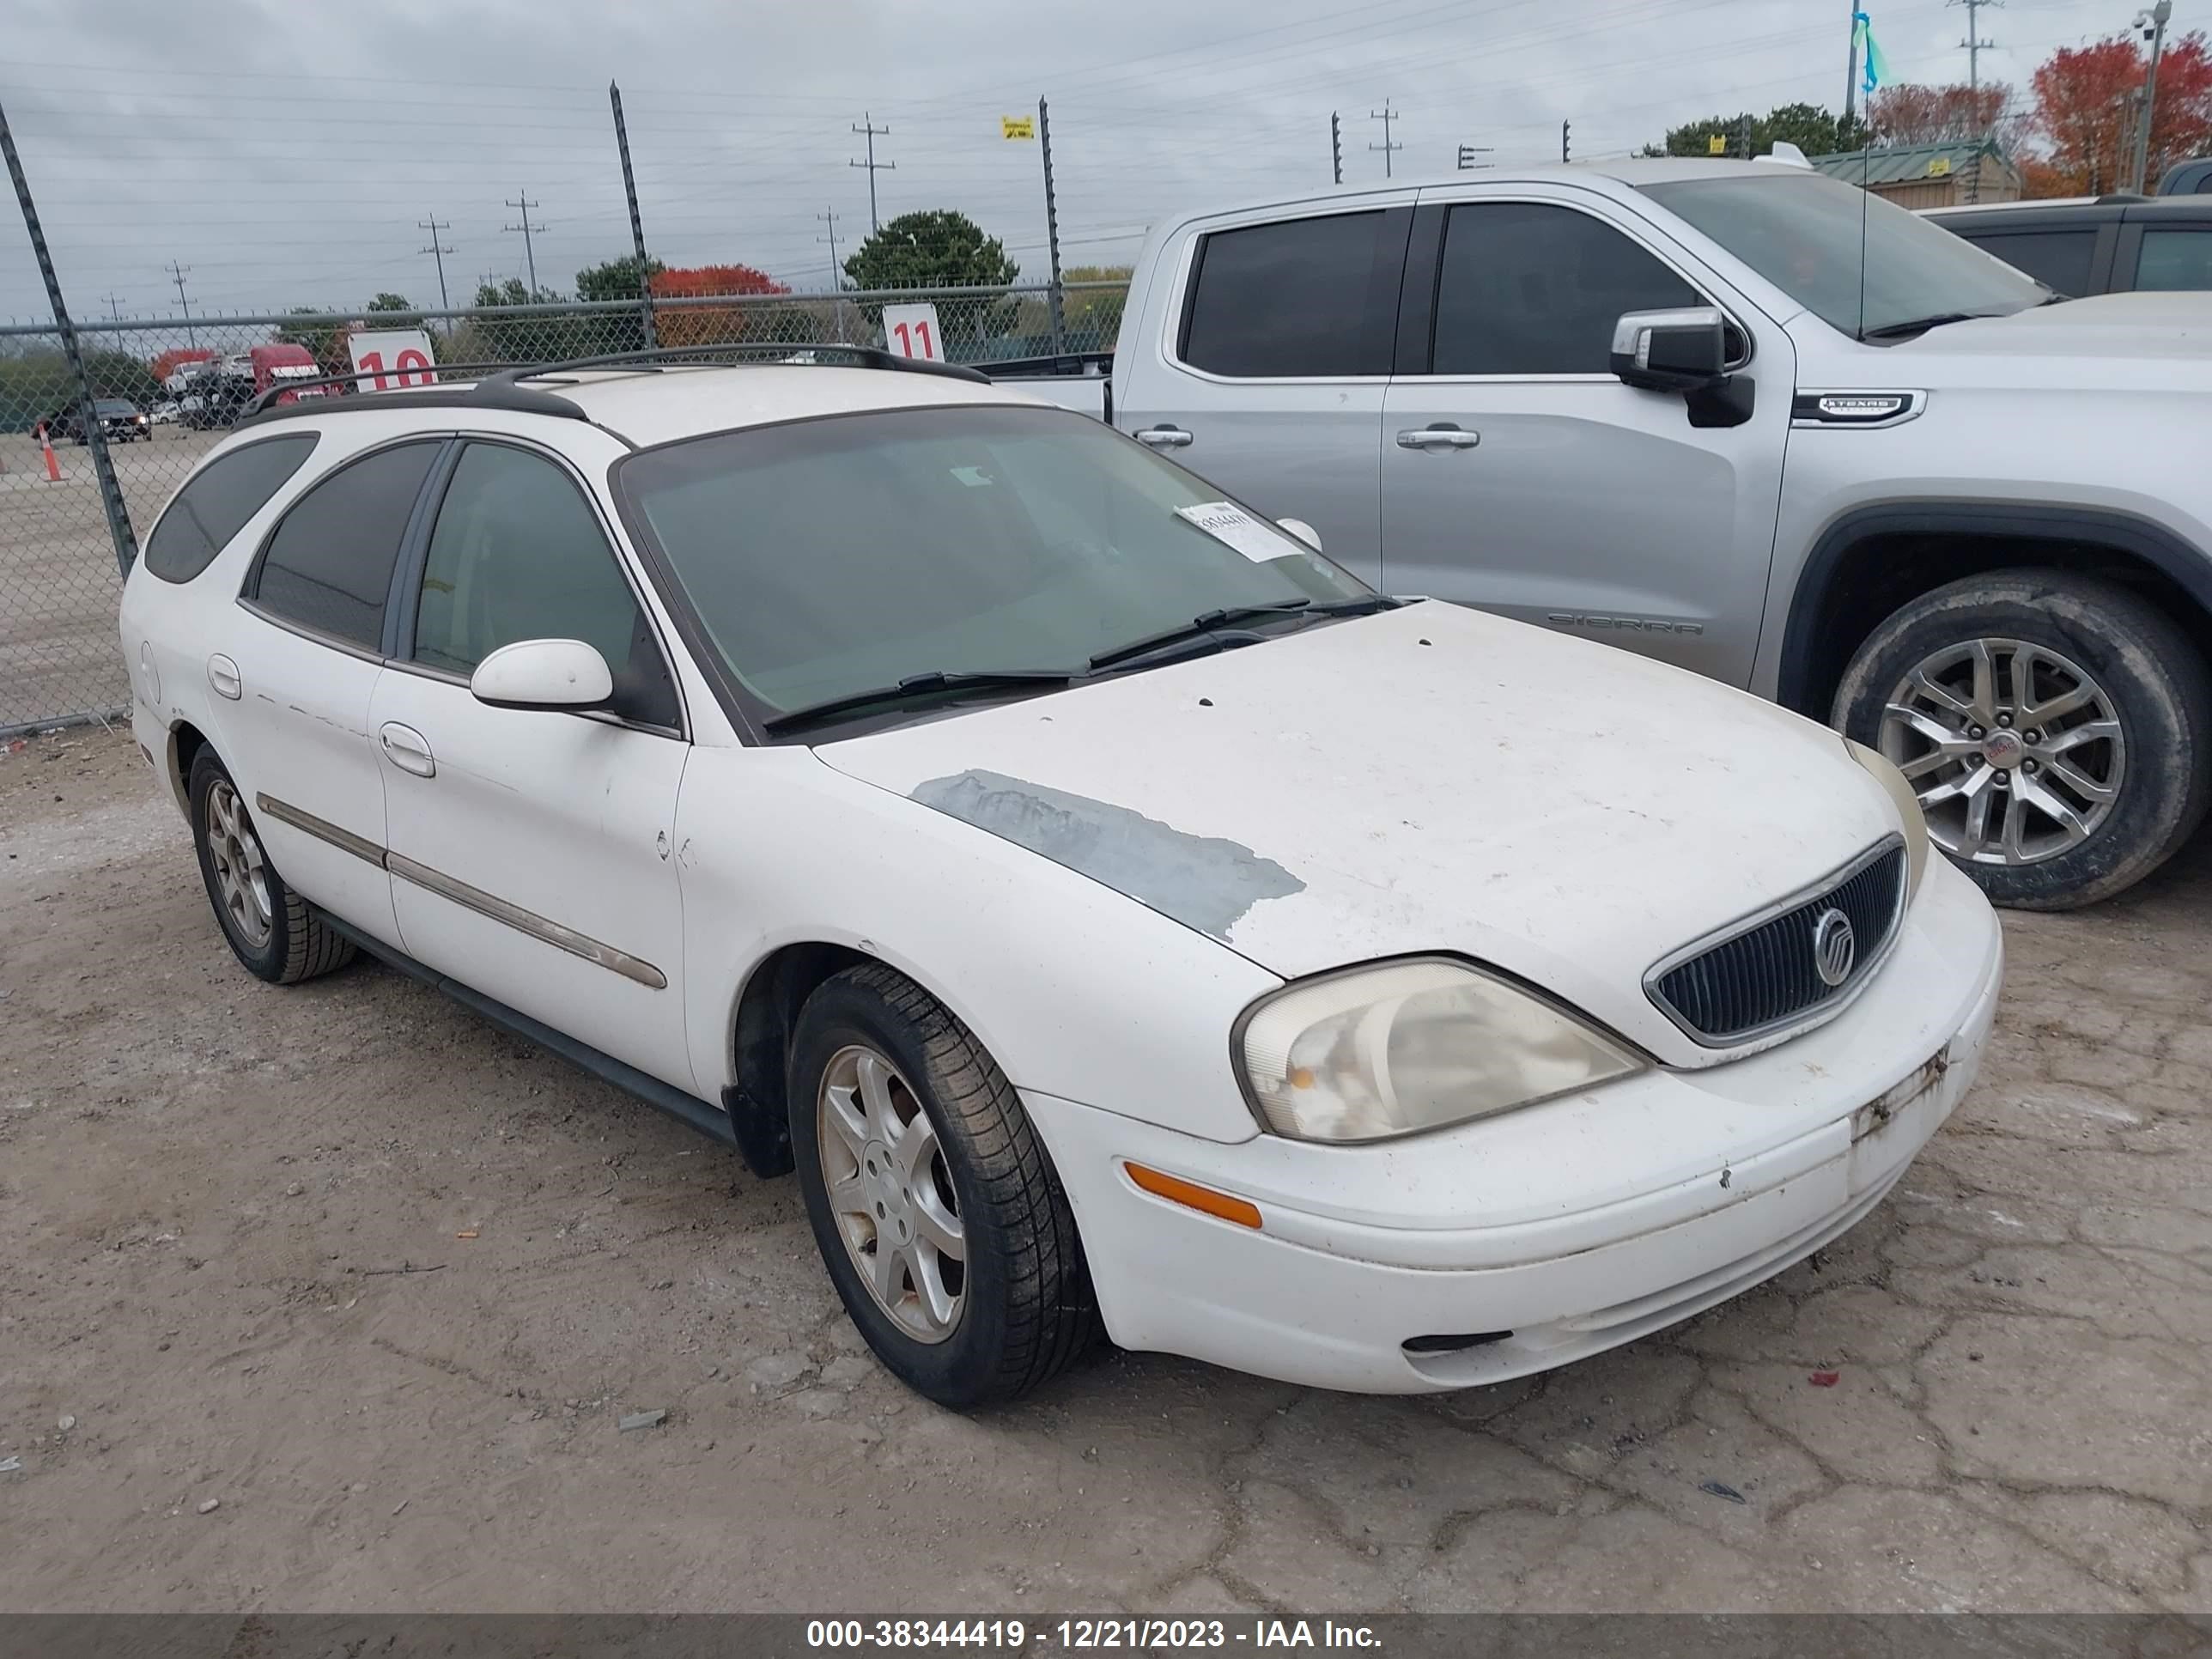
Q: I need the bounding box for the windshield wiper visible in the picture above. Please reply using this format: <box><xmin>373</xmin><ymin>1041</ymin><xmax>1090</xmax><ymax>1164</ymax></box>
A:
<box><xmin>1859</xmin><ymin>311</ymin><xmax>1995</xmax><ymax>342</ymax></box>
<box><xmin>760</xmin><ymin>668</ymin><xmax>1073</xmax><ymax>733</ymax></box>
<box><xmin>1086</xmin><ymin>595</ymin><xmax>1398</xmax><ymax>672</ymax></box>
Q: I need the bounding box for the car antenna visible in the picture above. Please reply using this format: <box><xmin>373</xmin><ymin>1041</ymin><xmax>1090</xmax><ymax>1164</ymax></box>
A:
<box><xmin>1852</xmin><ymin>9</ymin><xmax>1882</xmax><ymax>340</ymax></box>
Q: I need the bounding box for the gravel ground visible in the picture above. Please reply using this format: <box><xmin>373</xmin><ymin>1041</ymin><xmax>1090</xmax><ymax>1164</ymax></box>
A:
<box><xmin>1</xmin><ymin>726</ymin><xmax>2207</xmax><ymax>1613</ymax></box>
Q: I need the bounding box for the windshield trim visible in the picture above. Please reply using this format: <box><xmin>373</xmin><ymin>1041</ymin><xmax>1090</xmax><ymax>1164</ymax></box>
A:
<box><xmin>607</xmin><ymin>401</ymin><xmax>1375</xmax><ymax>746</ymax></box>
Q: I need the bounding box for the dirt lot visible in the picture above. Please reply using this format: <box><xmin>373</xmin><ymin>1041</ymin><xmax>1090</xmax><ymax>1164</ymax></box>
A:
<box><xmin>2</xmin><ymin>725</ymin><xmax>2208</xmax><ymax>1614</ymax></box>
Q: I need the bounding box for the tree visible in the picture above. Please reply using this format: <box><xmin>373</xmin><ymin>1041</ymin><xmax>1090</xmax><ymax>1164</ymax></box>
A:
<box><xmin>1658</xmin><ymin>103</ymin><xmax>1865</xmax><ymax>158</ymax></box>
<box><xmin>842</xmin><ymin>210</ymin><xmax>1019</xmax><ymax>294</ymax></box>
<box><xmin>275</xmin><ymin>307</ymin><xmax>350</xmax><ymax>374</ymax></box>
<box><xmin>1868</xmin><ymin>82</ymin><xmax>2014</xmax><ymax>146</ymax></box>
<box><xmin>650</xmin><ymin>264</ymin><xmax>811</xmax><ymax>349</ymax></box>
<box><xmin>575</xmin><ymin>254</ymin><xmax>665</xmax><ymax>303</ymax></box>
<box><xmin>2023</xmin><ymin>31</ymin><xmax>2212</xmax><ymax>196</ymax></box>
<box><xmin>1061</xmin><ymin>264</ymin><xmax>1133</xmax><ymax>352</ymax></box>
<box><xmin>468</xmin><ymin>277</ymin><xmax>589</xmax><ymax>362</ymax></box>
<box><xmin>366</xmin><ymin>292</ymin><xmax>416</xmax><ymax>314</ymax></box>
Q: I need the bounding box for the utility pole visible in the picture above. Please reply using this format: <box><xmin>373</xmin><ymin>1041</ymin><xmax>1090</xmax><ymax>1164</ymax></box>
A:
<box><xmin>1</xmin><ymin>92</ymin><xmax>137</xmax><ymax>574</ymax></box>
<box><xmin>1369</xmin><ymin>100</ymin><xmax>1401</xmax><ymax>178</ymax></box>
<box><xmin>609</xmin><ymin>82</ymin><xmax>657</xmax><ymax>348</ymax></box>
<box><xmin>1038</xmin><ymin>97</ymin><xmax>1066</xmax><ymax>355</ymax></box>
<box><xmin>166</xmin><ymin>259</ymin><xmax>195</xmax><ymax>347</ymax></box>
<box><xmin>417</xmin><ymin>213</ymin><xmax>453</xmax><ymax>311</ymax></box>
<box><xmin>2127</xmin><ymin>0</ymin><xmax>2173</xmax><ymax>195</ymax></box>
<box><xmin>1331</xmin><ymin>112</ymin><xmax>1343</xmax><ymax>184</ymax></box>
<box><xmin>849</xmin><ymin>112</ymin><xmax>894</xmax><ymax>234</ymax></box>
<box><xmin>1950</xmin><ymin>0</ymin><xmax>2001</xmax><ymax>93</ymax></box>
<box><xmin>1561</xmin><ymin>118</ymin><xmax>1571</xmax><ymax>163</ymax></box>
<box><xmin>502</xmin><ymin>190</ymin><xmax>543</xmax><ymax>296</ymax></box>
<box><xmin>816</xmin><ymin>207</ymin><xmax>842</xmax><ymax>291</ymax></box>
<box><xmin>101</xmin><ymin>291</ymin><xmax>124</xmax><ymax>320</ymax></box>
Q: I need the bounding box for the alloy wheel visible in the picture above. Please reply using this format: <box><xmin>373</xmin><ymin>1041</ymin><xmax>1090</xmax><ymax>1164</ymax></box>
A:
<box><xmin>204</xmin><ymin>778</ymin><xmax>275</xmax><ymax>948</ymax></box>
<box><xmin>1880</xmin><ymin>636</ymin><xmax>2125</xmax><ymax>866</ymax></box>
<box><xmin>816</xmin><ymin>1043</ymin><xmax>966</xmax><ymax>1344</ymax></box>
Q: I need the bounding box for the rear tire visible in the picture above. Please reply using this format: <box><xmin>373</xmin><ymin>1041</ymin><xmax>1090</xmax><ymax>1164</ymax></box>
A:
<box><xmin>787</xmin><ymin>964</ymin><xmax>1096</xmax><ymax>1407</ymax></box>
<box><xmin>1832</xmin><ymin>569</ymin><xmax>2212</xmax><ymax>908</ymax></box>
<box><xmin>187</xmin><ymin>749</ymin><xmax>356</xmax><ymax>983</ymax></box>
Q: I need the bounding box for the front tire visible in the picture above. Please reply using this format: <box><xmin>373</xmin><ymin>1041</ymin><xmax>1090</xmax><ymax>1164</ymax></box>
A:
<box><xmin>1832</xmin><ymin>570</ymin><xmax>2212</xmax><ymax>908</ymax></box>
<box><xmin>187</xmin><ymin>750</ymin><xmax>356</xmax><ymax>983</ymax></box>
<box><xmin>788</xmin><ymin>964</ymin><xmax>1096</xmax><ymax>1407</ymax></box>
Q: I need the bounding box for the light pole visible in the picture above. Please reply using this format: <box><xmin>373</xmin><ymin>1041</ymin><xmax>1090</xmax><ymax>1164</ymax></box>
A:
<box><xmin>2127</xmin><ymin>0</ymin><xmax>2173</xmax><ymax>195</ymax></box>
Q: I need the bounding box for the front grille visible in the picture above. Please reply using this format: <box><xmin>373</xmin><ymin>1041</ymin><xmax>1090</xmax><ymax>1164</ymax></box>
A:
<box><xmin>1647</xmin><ymin>842</ymin><xmax>1905</xmax><ymax>1046</ymax></box>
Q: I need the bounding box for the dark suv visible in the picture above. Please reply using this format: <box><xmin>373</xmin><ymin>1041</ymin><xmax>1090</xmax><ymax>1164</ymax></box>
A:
<box><xmin>1926</xmin><ymin>194</ymin><xmax>2212</xmax><ymax>296</ymax></box>
<box><xmin>43</xmin><ymin>398</ymin><xmax>152</xmax><ymax>443</ymax></box>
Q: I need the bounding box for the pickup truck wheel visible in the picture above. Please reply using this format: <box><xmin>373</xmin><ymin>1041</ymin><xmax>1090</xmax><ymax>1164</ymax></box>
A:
<box><xmin>186</xmin><ymin>750</ymin><xmax>357</xmax><ymax>983</ymax></box>
<box><xmin>1832</xmin><ymin>570</ymin><xmax>2212</xmax><ymax>908</ymax></box>
<box><xmin>788</xmin><ymin>964</ymin><xmax>1097</xmax><ymax>1407</ymax></box>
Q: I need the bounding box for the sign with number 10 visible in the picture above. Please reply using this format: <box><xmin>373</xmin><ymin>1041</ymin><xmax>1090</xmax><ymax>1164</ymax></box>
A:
<box><xmin>880</xmin><ymin>303</ymin><xmax>945</xmax><ymax>362</ymax></box>
<box><xmin>348</xmin><ymin>328</ymin><xmax>438</xmax><ymax>392</ymax></box>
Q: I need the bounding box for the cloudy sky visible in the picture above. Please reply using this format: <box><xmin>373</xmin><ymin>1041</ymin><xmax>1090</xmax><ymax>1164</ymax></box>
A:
<box><xmin>0</xmin><ymin>0</ymin><xmax>2165</xmax><ymax>324</ymax></box>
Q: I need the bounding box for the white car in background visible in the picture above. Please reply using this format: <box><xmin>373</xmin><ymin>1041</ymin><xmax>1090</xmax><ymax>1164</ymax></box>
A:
<box><xmin>118</xmin><ymin>349</ymin><xmax>2002</xmax><ymax>1404</ymax></box>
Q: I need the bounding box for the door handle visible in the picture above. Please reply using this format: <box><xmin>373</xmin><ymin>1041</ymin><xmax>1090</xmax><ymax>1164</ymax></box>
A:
<box><xmin>206</xmin><ymin>654</ymin><xmax>241</xmax><ymax>701</ymax></box>
<box><xmin>378</xmin><ymin>722</ymin><xmax>436</xmax><ymax>779</ymax></box>
<box><xmin>1395</xmin><ymin>425</ymin><xmax>1481</xmax><ymax>450</ymax></box>
<box><xmin>1135</xmin><ymin>425</ymin><xmax>1194</xmax><ymax>448</ymax></box>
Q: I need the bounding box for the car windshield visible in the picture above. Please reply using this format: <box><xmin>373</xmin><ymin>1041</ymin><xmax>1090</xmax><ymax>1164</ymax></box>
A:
<box><xmin>94</xmin><ymin>400</ymin><xmax>138</xmax><ymax>414</ymax></box>
<box><xmin>617</xmin><ymin>404</ymin><xmax>1370</xmax><ymax>720</ymax></box>
<box><xmin>1640</xmin><ymin>172</ymin><xmax>2048</xmax><ymax>338</ymax></box>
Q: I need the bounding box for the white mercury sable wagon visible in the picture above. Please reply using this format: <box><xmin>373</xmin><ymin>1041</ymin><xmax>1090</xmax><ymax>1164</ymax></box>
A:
<box><xmin>118</xmin><ymin>349</ymin><xmax>2003</xmax><ymax>1405</ymax></box>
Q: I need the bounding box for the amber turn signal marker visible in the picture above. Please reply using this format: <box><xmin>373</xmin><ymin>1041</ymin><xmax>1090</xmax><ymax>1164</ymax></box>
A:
<box><xmin>1123</xmin><ymin>1163</ymin><xmax>1263</xmax><ymax>1230</ymax></box>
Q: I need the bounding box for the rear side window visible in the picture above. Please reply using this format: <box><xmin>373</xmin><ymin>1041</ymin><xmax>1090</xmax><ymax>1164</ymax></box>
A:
<box><xmin>2135</xmin><ymin>228</ymin><xmax>2212</xmax><ymax>291</ymax></box>
<box><xmin>143</xmin><ymin>435</ymin><xmax>319</xmax><ymax>584</ymax></box>
<box><xmin>250</xmin><ymin>441</ymin><xmax>441</xmax><ymax>650</ymax></box>
<box><xmin>1960</xmin><ymin>228</ymin><xmax>2100</xmax><ymax>296</ymax></box>
<box><xmin>1431</xmin><ymin>202</ymin><xmax>1701</xmax><ymax>375</ymax></box>
<box><xmin>1181</xmin><ymin>211</ymin><xmax>1395</xmax><ymax>377</ymax></box>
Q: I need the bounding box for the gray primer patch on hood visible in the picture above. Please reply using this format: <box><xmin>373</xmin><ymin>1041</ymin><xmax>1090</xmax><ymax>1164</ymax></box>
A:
<box><xmin>911</xmin><ymin>769</ymin><xmax>1304</xmax><ymax>942</ymax></box>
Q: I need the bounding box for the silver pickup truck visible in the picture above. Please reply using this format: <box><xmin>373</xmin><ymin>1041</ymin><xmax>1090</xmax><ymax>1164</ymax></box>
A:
<box><xmin>1000</xmin><ymin>155</ymin><xmax>2212</xmax><ymax>909</ymax></box>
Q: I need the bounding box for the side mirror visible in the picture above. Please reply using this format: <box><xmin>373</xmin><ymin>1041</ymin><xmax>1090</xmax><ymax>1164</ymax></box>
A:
<box><xmin>470</xmin><ymin>638</ymin><xmax>613</xmax><ymax>712</ymax></box>
<box><xmin>1610</xmin><ymin>307</ymin><xmax>1730</xmax><ymax>394</ymax></box>
<box><xmin>1277</xmin><ymin>517</ymin><xmax>1322</xmax><ymax>552</ymax></box>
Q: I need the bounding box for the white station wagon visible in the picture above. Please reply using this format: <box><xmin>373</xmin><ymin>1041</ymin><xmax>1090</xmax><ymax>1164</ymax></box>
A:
<box><xmin>119</xmin><ymin>349</ymin><xmax>2004</xmax><ymax>1405</ymax></box>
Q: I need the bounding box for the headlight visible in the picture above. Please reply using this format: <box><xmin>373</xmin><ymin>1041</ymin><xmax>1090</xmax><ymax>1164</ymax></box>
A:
<box><xmin>1236</xmin><ymin>957</ymin><xmax>1645</xmax><ymax>1144</ymax></box>
<box><xmin>1845</xmin><ymin>737</ymin><xmax>1929</xmax><ymax>897</ymax></box>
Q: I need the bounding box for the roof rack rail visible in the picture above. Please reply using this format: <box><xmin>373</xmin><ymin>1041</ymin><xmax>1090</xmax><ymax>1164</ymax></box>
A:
<box><xmin>237</xmin><ymin>362</ymin><xmax>587</xmax><ymax>424</ymax></box>
<box><xmin>481</xmin><ymin>342</ymin><xmax>994</xmax><ymax>387</ymax></box>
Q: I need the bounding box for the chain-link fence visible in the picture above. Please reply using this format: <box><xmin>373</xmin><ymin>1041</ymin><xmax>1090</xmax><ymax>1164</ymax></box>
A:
<box><xmin>0</xmin><ymin>279</ymin><xmax>1126</xmax><ymax>735</ymax></box>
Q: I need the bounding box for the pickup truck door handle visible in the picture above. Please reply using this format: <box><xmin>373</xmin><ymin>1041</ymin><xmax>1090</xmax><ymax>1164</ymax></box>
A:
<box><xmin>1135</xmin><ymin>425</ymin><xmax>1194</xmax><ymax>448</ymax></box>
<box><xmin>378</xmin><ymin>722</ymin><xmax>436</xmax><ymax>779</ymax></box>
<box><xmin>1396</xmin><ymin>424</ymin><xmax>1481</xmax><ymax>450</ymax></box>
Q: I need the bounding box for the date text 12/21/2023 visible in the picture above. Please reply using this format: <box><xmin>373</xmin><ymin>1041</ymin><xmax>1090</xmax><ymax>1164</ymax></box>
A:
<box><xmin>804</xmin><ymin>1620</ymin><xmax>1383</xmax><ymax>1650</ymax></box>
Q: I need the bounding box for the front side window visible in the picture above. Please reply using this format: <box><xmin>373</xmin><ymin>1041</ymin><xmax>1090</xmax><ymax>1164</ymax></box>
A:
<box><xmin>1181</xmin><ymin>211</ymin><xmax>1395</xmax><ymax>377</ymax></box>
<box><xmin>250</xmin><ymin>440</ymin><xmax>441</xmax><ymax>649</ymax></box>
<box><xmin>2135</xmin><ymin>228</ymin><xmax>2212</xmax><ymax>291</ymax></box>
<box><xmin>1431</xmin><ymin>202</ymin><xmax>1702</xmax><ymax>374</ymax></box>
<box><xmin>1642</xmin><ymin>173</ymin><xmax>2046</xmax><ymax>337</ymax></box>
<box><xmin>143</xmin><ymin>434</ymin><xmax>318</xmax><ymax>584</ymax></box>
<box><xmin>617</xmin><ymin>406</ymin><xmax>1369</xmax><ymax>722</ymax></box>
<box><xmin>1960</xmin><ymin>228</ymin><xmax>2099</xmax><ymax>297</ymax></box>
<box><xmin>413</xmin><ymin>442</ymin><xmax>677</xmax><ymax>727</ymax></box>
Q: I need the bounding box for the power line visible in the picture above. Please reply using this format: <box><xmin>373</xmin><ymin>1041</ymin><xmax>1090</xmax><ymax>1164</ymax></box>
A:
<box><xmin>1369</xmin><ymin>100</ymin><xmax>1401</xmax><ymax>178</ymax></box>
<box><xmin>849</xmin><ymin>112</ymin><xmax>894</xmax><ymax>234</ymax></box>
<box><xmin>501</xmin><ymin>190</ymin><xmax>544</xmax><ymax>294</ymax></box>
<box><xmin>417</xmin><ymin>212</ymin><xmax>454</xmax><ymax>309</ymax></box>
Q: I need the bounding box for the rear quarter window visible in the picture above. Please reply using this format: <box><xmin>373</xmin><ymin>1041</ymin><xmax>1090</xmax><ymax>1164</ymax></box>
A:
<box><xmin>141</xmin><ymin>434</ymin><xmax>320</xmax><ymax>584</ymax></box>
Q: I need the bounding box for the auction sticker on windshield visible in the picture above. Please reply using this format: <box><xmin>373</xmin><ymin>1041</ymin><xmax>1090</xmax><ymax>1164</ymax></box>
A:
<box><xmin>1175</xmin><ymin>500</ymin><xmax>1292</xmax><ymax>562</ymax></box>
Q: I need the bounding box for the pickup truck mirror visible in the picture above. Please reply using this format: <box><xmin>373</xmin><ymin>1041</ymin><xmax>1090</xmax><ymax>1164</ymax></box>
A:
<box><xmin>1610</xmin><ymin>307</ymin><xmax>1730</xmax><ymax>394</ymax></box>
<box><xmin>470</xmin><ymin>638</ymin><xmax>614</xmax><ymax>712</ymax></box>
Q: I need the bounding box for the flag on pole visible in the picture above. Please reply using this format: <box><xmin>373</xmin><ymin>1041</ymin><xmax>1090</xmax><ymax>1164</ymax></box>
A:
<box><xmin>1851</xmin><ymin>11</ymin><xmax>1891</xmax><ymax>94</ymax></box>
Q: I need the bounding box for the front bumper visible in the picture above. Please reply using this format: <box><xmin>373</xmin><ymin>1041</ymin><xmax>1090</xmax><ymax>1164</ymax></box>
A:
<box><xmin>1025</xmin><ymin>857</ymin><xmax>2003</xmax><ymax>1393</ymax></box>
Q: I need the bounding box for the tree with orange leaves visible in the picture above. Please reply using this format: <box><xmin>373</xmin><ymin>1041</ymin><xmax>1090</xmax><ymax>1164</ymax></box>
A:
<box><xmin>2023</xmin><ymin>30</ymin><xmax>2212</xmax><ymax>196</ymax></box>
<box><xmin>650</xmin><ymin>264</ymin><xmax>809</xmax><ymax>348</ymax></box>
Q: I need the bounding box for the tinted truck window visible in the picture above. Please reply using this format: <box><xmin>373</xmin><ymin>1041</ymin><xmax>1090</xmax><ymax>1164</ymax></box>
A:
<box><xmin>252</xmin><ymin>441</ymin><xmax>441</xmax><ymax>650</ymax></box>
<box><xmin>1181</xmin><ymin>211</ymin><xmax>1392</xmax><ymax>377</ymax></box>
<box><xmin>1959</xmin><ymin>228</ymin><xmax>2098</xmax><ymax>297</ymax></box>
<box><xmin>142</xmin><ymin>435</ymin><xmax>319</xmax><ymax>584</ymax></box>
<box><xmin>2136</xmin><ymin>228</ymin><xmax>2212</xmax><ymax>290</ymax></box>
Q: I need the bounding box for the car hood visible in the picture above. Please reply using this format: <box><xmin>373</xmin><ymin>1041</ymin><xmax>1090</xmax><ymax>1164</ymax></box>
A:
<box><xmin>1840</xmin><ymin>291</ymin><xmax>2212</xmax><ymax>391</ymax></box>
<box><xmin>814</xmin><ymin>602</ymin><xmax>1899</xmax><ymax>1066</ymax></box>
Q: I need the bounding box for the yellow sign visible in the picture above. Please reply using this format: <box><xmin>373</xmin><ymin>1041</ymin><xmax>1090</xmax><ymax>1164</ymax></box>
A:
<box><xmin>1001</xmin><ymin>115</ymin><xmax>1036</xmax><ymax>140</ymax></box>
<box><xmin>1928</xmin><ymin>155</ymin><xmax>1953</xmax><ymax>177</ymax></box>
<box><xmin>1707</xmin><ymin>133</ymin><xmax>1727</xmax><ymax>155</ymax></box>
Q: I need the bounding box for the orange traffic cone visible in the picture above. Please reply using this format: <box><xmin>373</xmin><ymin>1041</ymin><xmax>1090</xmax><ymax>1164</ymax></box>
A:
<box><xmin>37</xmin><ymin>422</ymin><xmax>60</xmax><ymax>482</ymax></box>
